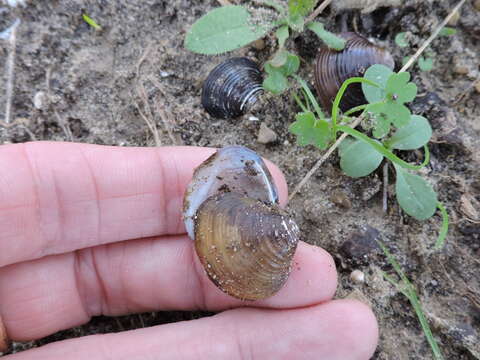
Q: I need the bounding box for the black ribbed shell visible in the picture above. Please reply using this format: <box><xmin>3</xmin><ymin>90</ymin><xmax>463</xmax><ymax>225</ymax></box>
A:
<box><xmin>314</xmin><ymin>32</ymin><xmax>395</xmax><ymax>114</ymax></box>
<box><xmin>201</xmin><ymin>57</ymin><xmax>263</xmax><ymax>119</ymax></box>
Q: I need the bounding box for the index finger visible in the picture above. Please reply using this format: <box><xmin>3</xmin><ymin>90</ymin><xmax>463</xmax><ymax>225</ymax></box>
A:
<box><xmin>0</xmin><ymin>142</ymin><xmax>288</xmax><ymax>268</ymax></box>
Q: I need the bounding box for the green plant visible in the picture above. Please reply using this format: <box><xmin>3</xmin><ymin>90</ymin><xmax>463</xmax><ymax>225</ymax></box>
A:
<box><xmin>289</xmin><ymin>65</ymin><xmax>449</xmax><ymax>245</ymax></box>
<box><xmin>378</xmin><ymin>239</ymin><xmax>444</xmax><ymax>360</ymax></box>
<box><xmin>184</xmin><ymin>0</ymin><xmax>345</xmax><ymax>94</ymax></box>
<box><xmin>82</xmin><ymin>13</ymin><xmax>102</xmax><ymax>31</ymax></box>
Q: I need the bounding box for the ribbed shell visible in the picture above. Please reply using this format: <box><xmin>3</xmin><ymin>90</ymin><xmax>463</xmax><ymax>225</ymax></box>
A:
<box><xmin>182</xmin><ymin>146</ymin><xmax>279</xmax><ymax>241</ymax></box>
<box><xmin>314</xmin><ymin>32</ymin><xmax>395</xmax><ymax>113</ymax></box>
<box><xmin>194</xmin><ymin>192</ymin><xmax>299</xmax><ymax>300</ymax></box>
<box><xmin>201</xmin><ymin>57</ymin><xmax>263</xmax><ymax>119</ymax></box>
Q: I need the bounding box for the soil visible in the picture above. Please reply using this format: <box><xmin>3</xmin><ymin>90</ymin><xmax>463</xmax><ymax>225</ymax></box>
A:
<box><xmin>1</xmin><ymin>0</ymin><xmax>479</xmax><ymax>359</ymax></box>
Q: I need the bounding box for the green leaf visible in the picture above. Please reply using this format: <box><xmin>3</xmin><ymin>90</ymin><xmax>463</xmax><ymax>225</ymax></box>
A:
<box><xmin>418</xmin><ymin>57</ymin><xmax>434</xmax><ymax>72</ymax></box>
<box><xmin>339</xmin><ymin>138</ymin><xmax>384</xmax><ymax>178</ymax></box>
<box><xmin>276</xmin><ymin>25</ymin><xmax>289</xmax><ymax>48</ymax></box>
<box><xmin>289</xmin><ymin>111</ymin><xmax>332</xmax><ymax>149</ymax></box>
<box><xmin>185</xmin><ymin>6</ymin><xmax>270</xmax><ymax>55</ymax></box>
<box><xmin>287</xmin><ymin>13</ymin><xmax>305</xmax><ymax>31</ymax></box>
<box><xmin>388</xmin><ymin>115</ymin><xmax>432</xmax><ymax>150</ymax></box>
<box><xmin>266</xmin><ymin>53</ymin><xmax>299</xmax><ymax>76</ymax></box>
<box><xmin>270</xmin><ymin>49</ymin><xmax>289</xmax><ymax>67</ymax></box>
<box><xmin>395</xmin><ymin>32</ymin><xmax>408</xmax><ymax>47</ymax></box>
<box><xmin>386</xmin><ymin>72</ymin><xmax>417</xmax><ymax>103</ymax></box>
<box><xmin>394</xmin><ymin>165</ymin><xmax>437</xmax><ymax>220</ymax></box>
<box><xmin>307</xmin><ymin>22</ymin><xmax>346</xmax><ymax>50</ymax></box>
<box><xmin>281</xmin><ymin>53</ymin><xmax>300</xmax><ymax>76</ymax></box>
<box><xmin>362</xmin><ymin>64</ymin><xmax>394</xmax><ymax>103</ymax></box>
<box><xmin>439</xmin><ymin>27</ymin><xmax>457</xmax><ymax>36</ymax></box>
<box><xmin>384</xmin><ymin>102</ymin><xmax>411</xmax><ymax>128</ymax></box>
<box><xmin>365</xmin><ymin>103</ymin><xmax>390</xmax><ymax>138</ymax></box>
<box><xmin>288</xmin><ymin>0</ymin><xmax>317</xmax><ymax>17</ymax></box>
<box><xmin>263</xmin><ymin>70</ymin><xmax>289</xmax><ymax>94</ymax></box>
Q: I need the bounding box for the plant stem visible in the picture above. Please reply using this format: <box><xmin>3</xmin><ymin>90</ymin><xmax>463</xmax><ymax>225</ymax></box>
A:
<box><xmin>288</xmin><ymin>116</ymin><xmax>362</xmax><ymax>202</ymax></box>
<box><xmin>337</xmin><ymin>125</ymin><xmax>430</xmax><ymax>170</ymax></box>
<box><xmin>383</xmin><ymin>162</ymin><xmax>389</xmax><ymax>212</ymax></box>
<box><xmin>305</xmin><ymin>0</ymin><xmax>332</xmax><ymax>24</ymax></box>
<box><xmin>400</xmin><ymin>0</ymin><xmax>466</xmax><ymax>72</ymax></box>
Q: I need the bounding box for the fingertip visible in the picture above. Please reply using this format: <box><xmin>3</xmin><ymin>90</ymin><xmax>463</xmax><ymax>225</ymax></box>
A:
<box><xmin>298</xmin><ymin>242</ymin><xmax>338</xmax><ymax>300</ymax></box>
<box><xmin>324</xmin><ymin>299</ymin><xmax>379</xmax><ymax>359</ymax></box>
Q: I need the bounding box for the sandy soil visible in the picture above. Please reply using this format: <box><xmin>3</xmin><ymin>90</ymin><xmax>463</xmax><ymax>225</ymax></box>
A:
<box><xmin>1</xmin><ymin>0</ymin><xmax>479</xmax><ymax>359</ymax></box>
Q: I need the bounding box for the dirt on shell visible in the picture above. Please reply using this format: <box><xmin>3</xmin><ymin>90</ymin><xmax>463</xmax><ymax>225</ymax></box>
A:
<box><xmin>1</xmin><ymin>0</ymin><xmax>479</xmax><ymax>359</ymax></box>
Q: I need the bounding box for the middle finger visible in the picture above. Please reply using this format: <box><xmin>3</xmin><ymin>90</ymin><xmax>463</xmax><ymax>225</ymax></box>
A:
<box><xmin>0</xmin><ymin>236</ymin><xmax>337</xmax><ymax>341</ymax></box>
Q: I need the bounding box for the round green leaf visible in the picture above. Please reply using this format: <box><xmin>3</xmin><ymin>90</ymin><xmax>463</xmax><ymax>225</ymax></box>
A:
<box><xmin>388</xmin><ymin>115</ymin><xmax>432</xmax><ymax>150</ymax></box>
<box><xmin>340</xmin><ymin>138</ymin><xmax>384</xmax><ymax>178</ymax></box>
<box><xmin>418</xmin><ymin>57</ymin><xmax>434</xmax><ymax>72</ymax></box>
<box><xmin>394</xmin><ymin>165</ymin><xmax>437</xmax><ymax>220</ymax></box>
<box><xmin>384</xmin><ymin>102</ymin><xmax>411</xmax><ymax>128</ymax></box>
<box><xmin>362</xmin><ymin>64</ymin><xmax>394</xmax><ymax>103</ymax></box>
<box><xmin>280</xmin><ymin>53</ymin><xmax>300</xmax><ymax>76</ymax></box>
<box><xmin>185</xmin><ymin>6</ymin><xmax>270</xmax><ymax>55</ymax></box>
<box><xmin>263</xmin><ymin>70</ymin><xmax>288</xmax><ymax>94</ymax></box>
<box><xmin>395</xmin><ymin>32</ymin><xmax>409</xmax><ymax>47</ymax></box>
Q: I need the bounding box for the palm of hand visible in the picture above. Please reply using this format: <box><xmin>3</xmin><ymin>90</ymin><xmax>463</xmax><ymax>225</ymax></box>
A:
<box><xmin>0</xmin><ymin>142</ymin><xmax>377</xmax><ymax>359</ymax></box>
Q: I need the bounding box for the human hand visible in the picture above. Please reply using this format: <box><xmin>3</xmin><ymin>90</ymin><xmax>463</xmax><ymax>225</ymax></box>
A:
<box><xmin>0</xmin><ymin>142</ymin><xmax>378</xmax><ymax>359</ymax></box>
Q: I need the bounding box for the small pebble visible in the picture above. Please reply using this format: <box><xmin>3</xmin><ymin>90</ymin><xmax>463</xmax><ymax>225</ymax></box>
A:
<box><xmin>251</xmin><ymin>39</ymin><xmax>266</xmax><ymax>51</ymax></box>
<box><xmin>33</xmin><ymin>91</ymin><xmax>47</xmax><ymax>110</ymax></box>
<box><xmin>330</xmin><ymin>190</ymin><xmax>352</xmax><ymax>209</ymax></box>
<box><xmin>474</xmin><ymin>0</ymin><xmax>480</xmax><ymax>11</ymax></box>
<box><xmin>248</xmin><ymin>115</ymin><xmax>259</xmax><ymax>121</ymax></box>
<box><xmin>160</xmin><ymin>71</ymin><xmax>170</xmax><ymax>78</ymax></box>
<box><xmin>257</xmin><ymin>123</ymin><xmax>277</xmax><ymax>144</ymax></box>
<box><xmin>350</xmin><ymin>270</ymin><xmax>365</xmax><ymax>284</ymax></box>
<box><xmin>474</xmin><ymin>81</ymin><xmax>480</xmax><ymax>94</ymax></box>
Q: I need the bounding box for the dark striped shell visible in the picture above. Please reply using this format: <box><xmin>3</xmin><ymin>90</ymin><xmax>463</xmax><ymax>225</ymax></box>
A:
<box><xmin>201</xmin><ymin>57</ymin><xmax>263</xmax><ymax>119</ymax></box>
<box><xmin>314</xmin><ymin>32</ymin><xmax>395</xmax><ymax>114</ymax></box>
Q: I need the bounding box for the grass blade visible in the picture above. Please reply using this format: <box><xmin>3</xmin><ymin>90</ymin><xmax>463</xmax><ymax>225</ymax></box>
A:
<box><xmin>377</xmin><ymin>240</ymin><xmax>444</xmax><ymax>360</ymax></box>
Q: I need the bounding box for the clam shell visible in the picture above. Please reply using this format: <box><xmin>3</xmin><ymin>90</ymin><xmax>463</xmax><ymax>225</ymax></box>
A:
<box><xmin>183</xmin><ymin>146</ymin><xmax>279</xmax><ymax>241</ymax></box>
<box><xmin>201</xmin><ymin>57</ymin><xmax>263</xmax><ymax>119</ymax></box>
<box><xmin>194</xmin><ymin>192</ymin><xmax>299</xmax><ymax>300</ymax></box>
<box><xmin>314</xmin><ymin>32</ymin><xmax>395</xmax><ymax>113</ymax></box>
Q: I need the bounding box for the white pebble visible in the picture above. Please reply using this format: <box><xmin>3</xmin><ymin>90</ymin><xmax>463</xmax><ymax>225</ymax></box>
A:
<box><xmin>350</xmin><ymin>270</ymin><xmax>365</xmax><ymax>284</ymax></box>
<box><xmin>33</xmin><ymin>91</ymin><xmax>47</xmax><ymax>110</ymax></box>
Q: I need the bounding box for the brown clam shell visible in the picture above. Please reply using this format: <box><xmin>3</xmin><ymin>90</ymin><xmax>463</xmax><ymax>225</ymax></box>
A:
<box><xmin>314</xmin><ymin>32</ymin><xmax>395</xmax><ymax>113</ymax></box>
<box><xmin>194</xmin><ymin>192</ymin><xmax>300</xmax><ymax>301</ymax></box>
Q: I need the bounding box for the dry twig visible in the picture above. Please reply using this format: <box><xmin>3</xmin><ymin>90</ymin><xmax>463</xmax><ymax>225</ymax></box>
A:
<box><xmin>305</xmin><ymin>0</ymin><xmax>332</xmax><ymax>24</ymax></box>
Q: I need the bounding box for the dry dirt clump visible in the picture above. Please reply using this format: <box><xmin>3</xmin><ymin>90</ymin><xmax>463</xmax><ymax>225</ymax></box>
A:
<box><xmin>1</xmin><ymin>0</ymin><xmax>479</xmax><ymax>359</ymax></box>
